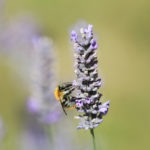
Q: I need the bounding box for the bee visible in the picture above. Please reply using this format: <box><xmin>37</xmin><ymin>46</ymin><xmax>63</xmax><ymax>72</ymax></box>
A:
<box><xmin>54</xmin><ymin>82</ymin><xmax>76</xmax><ymax>115</ymax></box>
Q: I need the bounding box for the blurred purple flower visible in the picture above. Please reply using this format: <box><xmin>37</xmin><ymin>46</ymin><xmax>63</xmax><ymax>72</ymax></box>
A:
<box><xmin>0</xmin><ymin>15</ymin><xmax>40</xmax><ymax>85</ymax></box>
<box><xmin>42</xmin><ymin>111</ymin><xmax>61</xmax><ymax>124</ymax></box>
<box><xmin>27</xmin><ymin>97</ymin><xmax>41</xmax><ymax>113</ymax></box>
<box><xmin>19</xmin><ymin>36</ymin><xmax>62</xmax><ymax>150</ymax></box>
<box><xmin>27</xmin><ymin>36</ymin><xmax>61</xmax><ymax>124</ymax></box>
<box><xmin>0</xmin><ymin>16</ymin><xmax>39</xmax><ymax>53</ymax></box>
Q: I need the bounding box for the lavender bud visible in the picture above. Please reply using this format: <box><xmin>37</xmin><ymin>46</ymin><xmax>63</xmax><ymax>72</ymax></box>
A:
<box><xmin>90</xmin><ymin>39</ymin><xmax>98</xmax><ymax>50</ymax></box>
<box><xmin>71</xmin><ymin>30</ymin><xmax>78</xmax><ymax>42</ymax></box>
<box><xmin>76</xmin><ymin>100</ymin><xmax>83</xmax><ymax>108</ymax></box>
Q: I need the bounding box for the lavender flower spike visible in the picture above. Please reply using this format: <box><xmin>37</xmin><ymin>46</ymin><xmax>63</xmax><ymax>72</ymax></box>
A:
<box><xmin>27</xmin><ymin>36</ymin><xmax>61</xmax><ymax>124</ymax></box>
<box><xmin>71</xmin><ymin>24</ymin><xmax>110</xmax><ymax>130</ymax></box>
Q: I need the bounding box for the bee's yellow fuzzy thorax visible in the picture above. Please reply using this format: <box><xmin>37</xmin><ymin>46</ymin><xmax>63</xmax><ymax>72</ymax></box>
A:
<box><xmin>54</xmin><ymin>87</ymin><xmax>61</xmax><ymax>101</ymax></box>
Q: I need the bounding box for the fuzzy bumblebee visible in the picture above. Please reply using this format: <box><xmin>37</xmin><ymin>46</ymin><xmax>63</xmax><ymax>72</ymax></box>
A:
<box><xmin>54</xmin><ymin>82</ymin><xmax>76</xmax><ymax>115</ymax></box>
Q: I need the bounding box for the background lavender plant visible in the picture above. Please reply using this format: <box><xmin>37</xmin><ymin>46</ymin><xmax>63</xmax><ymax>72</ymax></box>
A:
<box><xmin>0</xmin><ymin>15</ymin><xmax>40</xmax><ymax>86</ymax></box>
<box><xmin>19</xmin><ymin>36</ymin><xmax>62</xmax><ymax>150</ymax></box>
<box><xmin>27</xmin><ymin>36</ymin><xmax>61</xmax><ymax>124</ymax></box>
<box><xmin>71</xmin><ymin>24</ymin><xmax>110</xmax><ymax>130</ymax></box>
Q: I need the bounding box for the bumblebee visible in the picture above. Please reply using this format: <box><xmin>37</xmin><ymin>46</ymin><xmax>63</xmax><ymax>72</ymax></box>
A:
<box><xmin>54</xmin><ymin>82</ymin><xmax>76</xmax><ymax>115</ymax></box>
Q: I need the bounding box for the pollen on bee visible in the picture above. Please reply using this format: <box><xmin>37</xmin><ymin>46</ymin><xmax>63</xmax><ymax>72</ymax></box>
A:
<box><xmin>66</xmin><ymin>105</ymin><xmax>76</xmax><ymax>110</ymax></box>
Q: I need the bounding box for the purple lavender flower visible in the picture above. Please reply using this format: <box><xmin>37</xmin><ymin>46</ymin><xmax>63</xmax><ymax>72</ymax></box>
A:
<box><xmin>90</xmin><ymin>39</ymin><xmax>98</xmax><ymax>50</ymax></box>
<box><xmin>76</xmin><ymin>99</ymin><xmax>83</xmax><ymax>108</ymax></box>
<box><xmin>0</xmin><ymin>16</ymin><xmax>40</xmax><ymax>85</ymax></box>
<box><xmin>84</xmin><ymin>24</ymin><xmax>93</xmax><ymax>39</ymax></box>
<box><xmin>71</xmin><ymin>31</ymin><xmax>78</xmax><ymax>42</ymax></box>
<box><xmin>27</xmin><ymin>36</ymin><xmax>61</xmax><ymax>124</ymax></box>
<box><xmin>84</xmin><ymin>98</ymin><xmax>92</xmax><ymax>104</ymax></box>
<box><xmin>71</xmin><ymin>24</ymin><xmax>110</xmax><ymax>130</ymax></box>
<box><xmin>27</xmin><ymin>97</ymin><xmax>41</xmax><ymax>113</ymax></box>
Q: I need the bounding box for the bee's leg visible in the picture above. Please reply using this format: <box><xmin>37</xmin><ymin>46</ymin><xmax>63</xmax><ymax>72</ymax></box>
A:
<box><xmin>61</xmin><ymin>103</ymin><xmax>67</xmax><ymax>115</ymax></box>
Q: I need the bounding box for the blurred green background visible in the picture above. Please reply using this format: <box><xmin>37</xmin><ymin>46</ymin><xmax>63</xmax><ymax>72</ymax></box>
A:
<box><xmin>0</xmin><ymin>0</ymin><xmax>150</xmax><ymax>150</ymax></box>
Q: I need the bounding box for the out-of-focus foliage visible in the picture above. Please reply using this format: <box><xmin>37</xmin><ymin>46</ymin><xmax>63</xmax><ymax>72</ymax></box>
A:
<box><xmin>0</xmin><ymin>0</ymin><xmax>150</xmax><ymax>150</ymax></box>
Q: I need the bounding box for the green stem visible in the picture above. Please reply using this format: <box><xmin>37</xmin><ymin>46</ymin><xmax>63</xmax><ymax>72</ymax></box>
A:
<box><xmin>44</xmin><ymin>125</ymin><xmax>54</xmax><ymax>149</ymax></box>
<box><xmin>90</xmin><ymin>129</ymin><xmax>96</xmax><ymax>150</ymax></box>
